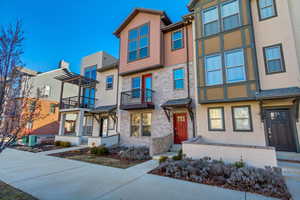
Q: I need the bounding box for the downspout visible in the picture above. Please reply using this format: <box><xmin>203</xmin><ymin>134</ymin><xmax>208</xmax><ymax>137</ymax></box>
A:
<box><xmin>185</xmin><ymin>19</ymin><xmax>196</xmax><ymax>138</ymax></box>
<box><xmin>116</xmin><ymin>39</ymin><xmax>121</xmax><ymax>141</ymax></box>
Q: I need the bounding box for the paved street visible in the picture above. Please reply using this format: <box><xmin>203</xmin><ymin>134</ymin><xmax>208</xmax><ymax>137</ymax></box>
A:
<box><xmin>0</xmin><ymin>149</ymin><xmax>279</xmax><ymax>200</ymax></box>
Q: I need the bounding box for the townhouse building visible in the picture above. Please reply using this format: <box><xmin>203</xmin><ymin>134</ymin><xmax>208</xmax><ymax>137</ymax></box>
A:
<box><xmin>55</xmin><ymin>0</ymin><xmax>300</xmax><ymax>166</ymax></box>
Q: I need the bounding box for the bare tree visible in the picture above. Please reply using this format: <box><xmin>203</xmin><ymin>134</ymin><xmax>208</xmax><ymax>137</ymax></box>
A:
<box><xmin>0</xmin><ymin>21</ymin><xmax>41</xmax><ymax>153</ymax></box>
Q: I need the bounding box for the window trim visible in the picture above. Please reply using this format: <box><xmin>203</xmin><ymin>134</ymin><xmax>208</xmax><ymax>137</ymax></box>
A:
<box><xmin>106</xmin><ymin>75</ymin><xmax>114</xmax><ymax>90</ymax></box>
<box><xmin>257</xmin><ymin>0</ymin><xmax>278</xmax><ymax>21</ymax></box>
<box><xmin>108</xmin><ymin>116</ymin><xmax>115</xmax><ymax>130</ymax></box>
<box><xmin>208</xmin><ymin>107</ymin><xmax>225</xmax><ymax>131</ymax></box>
<box><xmin>231</xmin><ymin>105</ymin><xmax>253</xmax><ymax>132</ymax></box>
<box><xmin>221</xmin><ymin>0</ymin><xmax>241</xmax><ymax>31</ymax></box>
<box><xmin>173</xmin><ymin>68</ymin><xmax>185</xmax><ymax>90</ymax></box>
<box><xmin>127</xmin><ymin>22</ymin><xmax>150</xmax><ymax>63</ymax></box>
<box><xmin>224</xmin><ymin>48</ymin><xmax>246</xmax><ymax>83</ymax></box>
<box><xmin>263</xmin><ymin>43</ymin><xmax>286</xmax><ymax>75</ymax></box>
<box><xmin>202</xmin><ymin>5</ymin><xmax>220</xmax><ymax>37</ymax></box>
<box><xmin>171</xmin><ymin>29</ymin><xmax>184</xmax><ymax>51</ymax></box>
<box><xmin>205</xmin><ymin>53</ymin><xmax>223</xmax><ymax>86</ymax></box>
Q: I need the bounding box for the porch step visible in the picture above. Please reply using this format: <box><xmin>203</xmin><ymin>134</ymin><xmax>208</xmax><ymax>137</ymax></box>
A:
<box><xmin>278</xmin><ymin>161</ymin><xmax>300</xmax><ymax>178</ymax></box>
<box><xmin>169</xmin><ymin>144</ymin><xmax>182</xmax><ymax>153</ymax></box>
<box><xmin>277</xmin><ymin>151</ymin><xmax>300</xmax><ymax>163</ymax></box>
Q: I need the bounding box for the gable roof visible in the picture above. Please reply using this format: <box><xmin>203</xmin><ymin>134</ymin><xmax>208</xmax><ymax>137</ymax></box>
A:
<box><xmin>114</xmin><ymin>8</ymin><xmax>172</xmax><ymax>37</ymax></box>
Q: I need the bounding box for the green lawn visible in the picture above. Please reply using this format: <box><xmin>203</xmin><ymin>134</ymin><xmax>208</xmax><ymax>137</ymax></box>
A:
<box><xmin>0</xmin><ymin>181</ymin><xmax>38</xmax><ymax>200</ymax></box>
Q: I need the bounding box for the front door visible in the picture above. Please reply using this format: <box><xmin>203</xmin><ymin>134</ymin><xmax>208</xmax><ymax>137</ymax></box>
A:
<box><xmin>173</xmin><ymin>113</ymin><xmax>188</xmax><ymax>144</ymax></box>
<box><xmin>142</xmin><ymin>74</ymin><xmax>152</xmax><ymax>103</ymax></box>
<box><xmin>265</xmin><ymin>109</ymin><xmax>297</xmax><ymax>152</ymax></box>
<box><xmin>99</xmin><ymin>118</ymin><xmax>108</xmax><ymax>137</ymax></box>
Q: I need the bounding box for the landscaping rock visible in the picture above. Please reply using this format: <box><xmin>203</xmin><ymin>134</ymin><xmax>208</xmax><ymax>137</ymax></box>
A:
<box><xmin>118</xmin><ymin>146</ymin><xmax>150</xmax><ymax>161</ymax></box>
<box><xmin>150</xmin><ymin>158</ymin><xmax>292</xmax><ymax>200</ymax></box>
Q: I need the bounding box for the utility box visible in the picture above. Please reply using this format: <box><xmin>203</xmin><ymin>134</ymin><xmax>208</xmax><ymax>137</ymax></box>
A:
<box><xmin>28</xmin><ymin>135</ymin><xmax>38</xmax><ymax>147</ymax></box>
<box><xmin>22</xmin><ymin>136</ymin><xmax>29</xmax><ymax>145</ymax></box>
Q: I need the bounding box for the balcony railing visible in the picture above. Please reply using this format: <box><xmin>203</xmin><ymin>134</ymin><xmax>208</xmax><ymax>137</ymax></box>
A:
<box><xmin>120</xmin><ymin>89</ymin><xmax>155</xmax><ymax>110</ymax></box>
<box><xmin>60</xmin><ymin>96</ymin><xmax>96</xmax><ymax>109</ymax></box>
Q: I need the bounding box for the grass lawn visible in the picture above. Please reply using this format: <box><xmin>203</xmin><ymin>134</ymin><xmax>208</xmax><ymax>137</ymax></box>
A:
<box><xmin>0</xmin><ymin>181</ymin><xmax>38</xmax><ymax>200</ymax></box>
<box><xmin>50</xmin><ymin>148</ymin><xmax>148</xmax><ymax>169</ymax></box>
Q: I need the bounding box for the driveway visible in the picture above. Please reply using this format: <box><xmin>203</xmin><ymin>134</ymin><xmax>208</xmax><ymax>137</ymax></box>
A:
<box><xmin>0</xmin><ymin>149</ymin><xmax>278</xmax><ymax>200</ymax></box>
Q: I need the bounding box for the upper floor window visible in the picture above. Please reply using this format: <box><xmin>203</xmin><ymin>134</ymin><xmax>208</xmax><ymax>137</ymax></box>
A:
<box><xmin>132</xmin><ymin>77</ymin><xmax>141</xmax><ymax>98</ymax></box>
<box><xmin>128</xmin><ymin>23</ymin><xmax>149</xmax><ymax>62</ymax></box>
<box><xmin>172</xmin><ymin>30</ymin><xmax>184</xmax><ymax>50</ymax></box>
<box><xmin>221</xmin><ymin>0</ymin><xmax>240</xmax><ymax>31</ymax></box>
<box><xmin>50</xmin><ymin>104</ymin><xmax>56</xmax><ymax>114</ymax></box>
<box><xmin>41</xmin><ymin>85</ymin><xmax>51</xmax><ymax>97</ymax></box>
<box><xmin>203</xmin><ymin>6</ymin><xmax>219</xmax><ymax>36</ymax></box>
<box><xmin>205</xmin><ymin>54</ymin><xmax>222</xmax><ymax>86</ymax></box>
<box><xmin>106</xmin><ymin>75</ymin><xmax>114</xmax><ymax>90</ymax></box>
<box><xmin>173</xmin><ymin>68</ymin><xmax>184</xmax><ymax>90</ymax></box>
<box><xmin>264</xmin><ymin>44</ymin><xmax>285</xmax><ymax>74</ymax></box>
<box><xmin>225</xmin><ymin>49</ymin><xmax>245</xmax><ymax>83</ymax></box>
<box><xmin>258</xmin><ymin>0</ymin><xmax>277</xmax><ymax>20</ymax></box>
<box><xmin>84</xmin><ymin>65</ymin><xmax>97</xmax><ymax>80</ymax></box>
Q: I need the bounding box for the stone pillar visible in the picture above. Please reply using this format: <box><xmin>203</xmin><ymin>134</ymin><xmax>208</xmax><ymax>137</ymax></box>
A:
<box><xmin>92</xmin><ymin>117</ymin><xmax>100</xmax><ymax>137</ymax></box>
<box><xmin>76</xmin><ymin>110</ymin><xmax>84</xmax><ymax>137</ymax></box>
<box><xmin>58</xmin><ymin>113</ymin><xmax>66</xmax><ymax>136</ymax></box>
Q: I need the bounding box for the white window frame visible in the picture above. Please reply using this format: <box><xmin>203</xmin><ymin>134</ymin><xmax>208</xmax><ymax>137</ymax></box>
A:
<box><xmin>225</xmin><ymin>48</ymin><xmax>246</xmax><ymax>83</ymax></box>
<box><xmin>205</xmin><ymin>54</ymin><xmax>223</xmax><ymax>86</ymax></box>
<box><xmin>221</xmin><ymin>0</ymin><xmax>241</xmax><ymax>31</ymax></box>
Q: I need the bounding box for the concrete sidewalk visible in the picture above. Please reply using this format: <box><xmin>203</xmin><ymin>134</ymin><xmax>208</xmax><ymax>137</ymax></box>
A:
<box><xmin>0</xmin><ymin>149</ymin><xmax>279</xmax><ymax>200</ymax></box>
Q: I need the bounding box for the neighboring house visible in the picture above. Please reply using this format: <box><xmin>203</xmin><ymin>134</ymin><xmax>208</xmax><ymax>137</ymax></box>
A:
<box><xmin>55</xmin><ymin>0</ymin><xmax>300</xmax><ymax>167</ymax></box>
<box><xmin>183</xmin><ymin>0</ymin><xmax>300</xmax><ymax>167</ymax></box>
<box><xmin>55</xmin><ymin>52</ymin><xmax>120</xmax><ymax>146</ymax></box>
<box><xmin>20</xmin><ymin>61</ymin><xmax>78</xmax><ymax>136</ymax></box>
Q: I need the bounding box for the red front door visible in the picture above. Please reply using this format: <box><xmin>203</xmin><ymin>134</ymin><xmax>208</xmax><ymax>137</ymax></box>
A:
<box><xmin>173</xmin><ymin>113</ymin><xmax>188</xmax><ymax>144</ymax></box>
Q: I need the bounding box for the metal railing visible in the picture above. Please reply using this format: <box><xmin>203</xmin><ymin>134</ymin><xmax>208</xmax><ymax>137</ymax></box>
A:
<box><xmin>121</xmin><ymin>89</ymin><xmax>154</xmax><ymax>106</ymax></box>
<box><xmin>61</xmin><ymin>96</ymin><xmax>96</xmax><ymax>109</ymax></box>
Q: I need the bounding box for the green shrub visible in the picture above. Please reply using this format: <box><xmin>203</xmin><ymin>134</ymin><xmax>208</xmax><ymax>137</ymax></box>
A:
<box><xmin>90</xmin><ymin>146</ymin><xmax>109</xmax><ymax>156</ymax></box>
<box><xmin>159</xmin><ymin>156</ymin><xmax>168</xmax><ymax>164</ymax></box>
<box><xmin>234</xmin><ymin>158</ymin><xmax>245</xmax><ymax>168</ymax></box>
<box><xmin>55</xmin><ymin>141</ymin><xmax>61</xmax><ymax>146</ymax></box>
<box><xmin>60</xmin><ymin>141</ymin><xmax>71</xmax><ymax>147</ymax></box>
<box><xmin>172</xmin><ymin>149</ymin><xmax>183</xmax><ymax>161</ymax></box>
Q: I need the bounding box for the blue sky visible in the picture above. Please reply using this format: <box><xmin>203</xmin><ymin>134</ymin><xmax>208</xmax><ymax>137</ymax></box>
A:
<box><xmin>0</xmin><ymin>0</ymin><xmax>190</xmax><ymax>73</ymax></box>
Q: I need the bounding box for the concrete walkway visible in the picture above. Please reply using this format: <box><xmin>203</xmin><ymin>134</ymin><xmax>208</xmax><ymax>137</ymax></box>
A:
<box><xmin>0</xmin><ymin>149</ymin><xmax>280</xmax><ymax>200</ymax></box>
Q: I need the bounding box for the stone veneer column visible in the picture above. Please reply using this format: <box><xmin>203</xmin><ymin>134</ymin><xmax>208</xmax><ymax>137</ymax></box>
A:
<box><xmin>58</xmin><ymin>113</ymin><xmax>66</xmax><ymax>136</ymax></box>
<box><xmin>76</xmin><ymin>110</ymin><xmax>84</xmax><ymax>137</ymax></box>
<box><xmin>92</xmin><ymin>118</ymin><xmax>100</xmax><ymax>137</ymax></box>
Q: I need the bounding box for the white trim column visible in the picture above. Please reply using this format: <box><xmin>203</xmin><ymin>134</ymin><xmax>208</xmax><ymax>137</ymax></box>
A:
<box><xmin>58</xmin><ymin>113</ymin><xmax>66</xmax><ymax>136</ymax></box>
<box><xmin>76</xmin><ymin>110</ymin><xmax>85</xmax><ymax>137</ymax></box>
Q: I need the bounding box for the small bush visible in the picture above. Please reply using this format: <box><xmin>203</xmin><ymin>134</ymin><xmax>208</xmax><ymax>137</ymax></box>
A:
<box><xmin>234</xmin><ymin>158</ymin><xmax>245</xmax><ymax>168</ymax></box>
<box><xmin>172</xmin><ymin>149</ymin><xmax>183</xmax><ymax>161</ymax></box>
<box><xmin>55</xmin><ymin>141</ymin><xmax>61</xmax><ymax>146</ymax></box>
<box><xmin>90</xmin><ymin>146</ymin><xmax>109</xmax><ymax>156</ymax></box>
<box><xmin>159</xmin><ymin>156</ymin><xmax>168</xmax><ymax>164</ymax></box>
<box><xmin>60</xmin><ymin>141</ymin><xmax>71</xmax><ymax>147</ymax></box>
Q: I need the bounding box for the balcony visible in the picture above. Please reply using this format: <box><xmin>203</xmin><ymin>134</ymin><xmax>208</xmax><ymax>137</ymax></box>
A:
<box><xmin>120</xmin><ymin>89</ymin><xmax>155</xmax><ymax>110</ymax></box>
<box><xmin>61</xmin><ymin>96</ymin><xmax>96</xmax><ymax>109</ymax></box>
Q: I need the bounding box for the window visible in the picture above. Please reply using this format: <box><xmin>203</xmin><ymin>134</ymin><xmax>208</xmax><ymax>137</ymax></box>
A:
<box><xmin>106</xmin><ymin>75</ymin><xmax>114</xmax><ymax>90</ymax></box>
<box><xmin>108</xmin><ymin>116</ymin><xmax>115</xmax><ymax>130</ymax></box>
<box><xmin>132</xmin><ymin>77</ymin><xmax>141</xmax><ymax>98</ymax></box>
<box><xmin>131</xmin><ymin>113</ymin><xmax>152</xmax><ymax>137</ymax></box>
<box><xmin>258</xmin><ymin>0</ymin><xmax>277</xmax><ymax>20</ymax></box>
<box><xmin>225</xmin><ymin>49</ymin><xmax>246</xmax><ymax>83</ymax></box>
<box><xmin>142</xmin><ymin>113</ymin><xmax>151</xmax><ymax>136</ymax></box>
<box><xmin>203</xmin><ymin>6</ymin><xmax>219</xmax><ymax>36</ymax></box>
<box><xmin>172</xmin><ymin>30</ymin><xmax>183</xmax><ymax>50</ymax></box>
<box><xmin>173</xmin><ymin>68</ymin><xmax>184</xmax><ymax>89</ymax></box>
<box><xmin>205</xmin><ymin>54</ymin><xmax>222</xmax><ymax>86</ymax></box>
<box><xmin>26</xmin><ymin>121</ymin><xmax>33</xmax><ymax>129</ymax></box>
<box><xmin>131</xmin><ymin>113</ymin><xmax>141</xmax><ymax>137</ymax></box>
<box><xmin>84</xmin><ymin>65</ymin><xmax>97</xmax><ymax>80</ymax></box>
<box><xmin>50</xmin><ymin>104</ymin><xmax>56</xmax><ymax>114</ymax></box>
<box><xmin>41</xmin><ymin>85</ymin><xmax>51</xmax><ymax>97</ymax></box>
<box><xmin>128</xmin><ymin>23</ymin><xmax>149</xmax><ymax>62</ymax></box>
<box><xmin>29</xmin><ymin>102</ymin><xmax>36</xmax><ymax>112</ymax></box>
<box><xmin>264</xmin><ymin>44</ymin><xmax>285</xmax><ymax>74</ymax></box>
<box><xmin>222</xmin><ymin>0</ymin><xmax>240</xmax><ymax>31</ymax></box>
<box><xmin>208</xmin><ymin>107</ymin><xmax>225</xmax><ymax>131</ymax></box>
<box><xmin>232</xmin><ymin>106</ymin><xmax>252</xmax><ymax>131</ymax></box>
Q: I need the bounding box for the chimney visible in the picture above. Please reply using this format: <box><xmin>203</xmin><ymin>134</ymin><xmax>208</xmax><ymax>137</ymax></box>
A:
<box><xmin>58</xmin><ymin>60</ymin><xmax>69</xmax><ymax>69</ymax></box>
